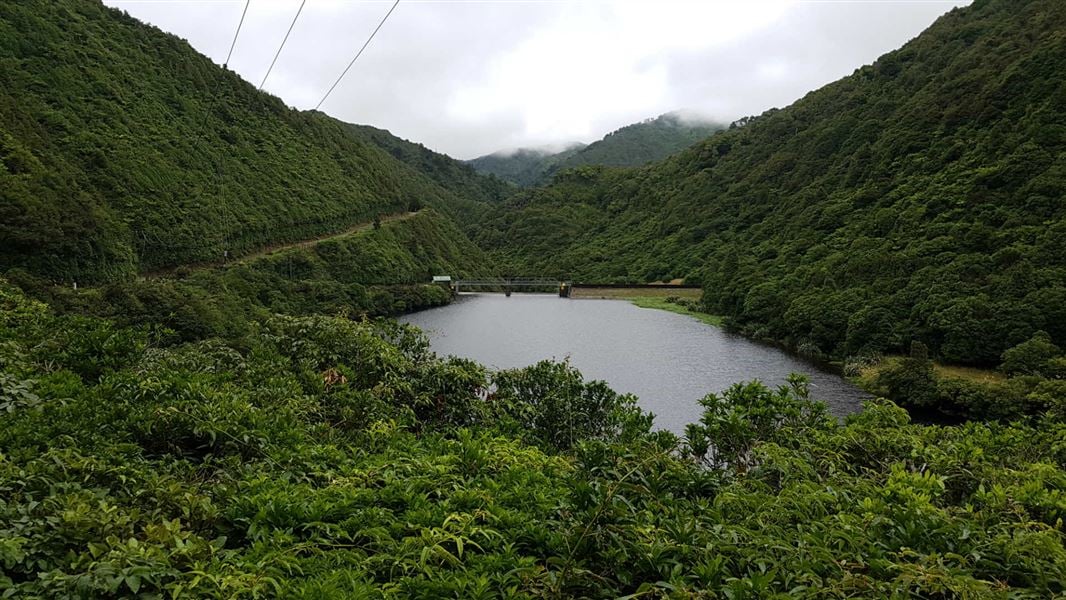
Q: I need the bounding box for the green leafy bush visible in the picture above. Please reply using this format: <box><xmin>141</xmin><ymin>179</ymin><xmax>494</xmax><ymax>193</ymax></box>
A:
<box><xmin>1001</xmin><ymin>330</ymin><xmax>1063</xmax><ymax>377</ymax></box>
<box><xmin>490</xmin><ymin>360</ymin><xmax>652</xmax><ymax>451</ymax></box>
<box><xmin>876</xmin><ymin>355</ymin><xmax>940</xmax><ymax>409</ymax></box>
<box><xmin>684</xmin><ymin>375</ymin><xmax>828</xmax><ymax>468</ymax></box>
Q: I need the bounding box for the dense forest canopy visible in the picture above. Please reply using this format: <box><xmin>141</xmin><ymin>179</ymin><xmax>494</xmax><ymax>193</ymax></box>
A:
<box><xmin>0</xmin><ymin>1</ymin><xmax>503</xmax><ymax>282</ymax></box>
<box><xmin>471</xmin><ymin>0</ymin><xmax>1066</xmax><ymax>367</ymax></box>
<box><xmin>468</xmin><ymin>112</ymin><xmax>723</xmax><ymax>187</ymax></box>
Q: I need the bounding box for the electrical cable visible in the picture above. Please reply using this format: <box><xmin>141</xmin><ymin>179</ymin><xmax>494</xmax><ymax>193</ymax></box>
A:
<box><xmin>315</xmin><ymin>0</ymin><xmax>400</xmax><ymax>110</ymax></box>
<box><xmin>259</xmin><ymin>0</ymin><xmax>307</xmax><ymax>90</ymax></box>
<box><xmin>223</xmin><ymin>0</ymin><xmax>251</xmax><ymax>66</ymax></box>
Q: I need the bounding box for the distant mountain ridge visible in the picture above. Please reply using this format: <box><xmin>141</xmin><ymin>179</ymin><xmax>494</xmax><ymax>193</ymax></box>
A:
<box><xmin>465</xmin><ymin>143</ymin><xmax>586</xmax><ymax>188</ymax></box>
<box><xmin>468</xmin><ymin>112</ymin><xmax>723</xmax><ymax>186</ymax></box>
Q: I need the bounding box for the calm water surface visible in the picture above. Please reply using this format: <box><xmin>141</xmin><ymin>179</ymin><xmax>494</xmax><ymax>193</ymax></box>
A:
<box><xmin>400</xmin><ymin>293</ymin><xmax>868</xmax><ymax>434</ymax></box>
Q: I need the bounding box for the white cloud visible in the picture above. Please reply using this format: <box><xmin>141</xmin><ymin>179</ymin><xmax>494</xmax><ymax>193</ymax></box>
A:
<box><xmin>104</xmin><ymin>0</ymin><xmax>969</xmax><ymax>158</ymax></box>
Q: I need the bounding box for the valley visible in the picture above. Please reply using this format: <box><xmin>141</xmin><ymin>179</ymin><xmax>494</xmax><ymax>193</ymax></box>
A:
<box><xmin>1</xmin><ymin>0</ymin><xmax>1064</xmax><ymax>597</ymax></box>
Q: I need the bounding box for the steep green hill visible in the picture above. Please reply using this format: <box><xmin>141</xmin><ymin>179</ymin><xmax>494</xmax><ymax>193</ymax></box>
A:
<box><xmin>468</xmin><ymin>112</ymin><xmax>721</xmax><ymax>186</ymax></box>
<box><xmin>0</xmin><ymin>0</ymin><xmax>498</xmax><ymax>283</ymax></box>
<box><xmin>466</xmin><ymin>143</ymin><xmax>586</xmax><ymax>187</ymax></box>
<box><xmin>472</xmin><ymin>0</ymin><xmax>1066</xmax><ymax>365</ymax></box>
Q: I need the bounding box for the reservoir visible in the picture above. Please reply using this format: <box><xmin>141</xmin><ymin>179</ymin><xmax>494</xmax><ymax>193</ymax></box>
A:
<box><xmin>400</xmin><ymin>293</ymin><xmax>868</xmax><ymax>434</ymax></box>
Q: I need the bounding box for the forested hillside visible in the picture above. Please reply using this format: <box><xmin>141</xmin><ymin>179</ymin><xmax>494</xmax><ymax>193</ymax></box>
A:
<box><xmin>348</xmin><ymin>124</ymin><xmax>514</xmax><ymax>206</ymax></box>
<box><xmin>473</xmin><ymin>0</ymin><xmax>1066</xmax><ymax>366</ymax></box>
<box><xmin>468</xmin><ymin>112</ymin><xmax>721</xmax><ymax>186</ymax></box>
<box><xmin>0</xmin><ymin>0</ymin><xmax>499</xmax><ymax>282</ymax></box>
<box><xmin>11</xmin><ymin>210</ymin><xmax>491</xmax><ymax>342</ymax></box>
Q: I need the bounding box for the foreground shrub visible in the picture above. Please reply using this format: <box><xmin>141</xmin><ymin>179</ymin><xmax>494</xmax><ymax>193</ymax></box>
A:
<box><xmin>684</xmin><ymin>375</ymin><xmax>829</xmax><ymax>469</ymax></box>
<box><xmin>490</xmin><ymin>360</ymin><xmax>652</xmax><ymax>451</ymax></box>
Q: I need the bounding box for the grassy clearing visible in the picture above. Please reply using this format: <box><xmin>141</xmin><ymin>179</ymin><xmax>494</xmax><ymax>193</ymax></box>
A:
<box><xmin>933</xmin><ymin>363</ymin><xmax>1008</xmax><ymax>384</ymax></box>
<box><xmin>628</xmin><ymin>297</ymin><xmax>724</xmax><ymax>327</ymax></box>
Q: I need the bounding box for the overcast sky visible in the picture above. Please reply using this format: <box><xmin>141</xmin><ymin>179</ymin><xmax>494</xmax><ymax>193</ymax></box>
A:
<box><xmin>103</xmin><ymin>0</ymin><xmax>968</xmax><ymax>159</ymax></box>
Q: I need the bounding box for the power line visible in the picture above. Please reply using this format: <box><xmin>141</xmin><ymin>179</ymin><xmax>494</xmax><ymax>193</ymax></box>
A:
<box><xmin>223</xmin><ymin>0</ymin><xmax>251</xmax><ymax>67</ymax></box>
<box><xmin>315</xmin><ymin>0</ymin><xmax>400</xmax><ymax>111</ymax></box>
<box><xmin>259</xmin><ymin>0</ymin><xmax>308</xmax><ymax>90</ymax></box>
<box><xmin>214</xmin><ymin>0</ymin><xmax>252</xmax><ymax>255</ymax></box>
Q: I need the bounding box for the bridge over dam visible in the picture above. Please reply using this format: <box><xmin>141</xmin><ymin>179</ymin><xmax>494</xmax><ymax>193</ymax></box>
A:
<box><xmin>437</xmin><ymin>277</ymin><xmax>702</xmax><ymax>299</ymax></box>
